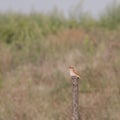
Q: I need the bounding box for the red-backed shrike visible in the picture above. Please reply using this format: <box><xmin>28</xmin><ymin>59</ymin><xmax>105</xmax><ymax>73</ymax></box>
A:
<box><xmin>69</xmin><ymin>66</ymin><xmax>80</xmax><ymax>79</ymax></box>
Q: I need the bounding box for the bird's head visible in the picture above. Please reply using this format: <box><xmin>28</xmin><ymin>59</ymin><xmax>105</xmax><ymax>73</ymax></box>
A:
<box><xmin>69</xmin><ymin>66</ymin><xmax>74</xmax><ymax>70</ymax></box>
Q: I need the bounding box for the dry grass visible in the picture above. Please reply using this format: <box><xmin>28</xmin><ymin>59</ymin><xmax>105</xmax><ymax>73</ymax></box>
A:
<box><xmin>0</xmin><ymin>28</ymin><xmax>120</xmax><ymax>120</ymax></box>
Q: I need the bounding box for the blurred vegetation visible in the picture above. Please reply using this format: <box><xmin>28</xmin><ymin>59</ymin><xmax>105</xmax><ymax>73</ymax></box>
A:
<box><xmin>0</xmin><ymin>1</ymin><xmax>120</xmax><ymax>46</ymax></box>
<box><xmin>0</xmin><ymin>1</ymin><xmax>120</xmax><ymax>120</ymax></box>
<box><xmin>99</xmin><ymin>0</ymin><xmax>120</xmax><ymax>29</ymax></box>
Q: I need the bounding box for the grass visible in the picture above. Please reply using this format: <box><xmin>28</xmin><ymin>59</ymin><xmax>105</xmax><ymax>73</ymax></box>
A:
<box><xmin>0</xmin><ymin>2</ymin><xmax>120</xmax><ymax>119</ymax></box>
<box><xmin>0</xmin><ymin>27</ymin><xmax>119</xmax><ymax>120</ymax></box>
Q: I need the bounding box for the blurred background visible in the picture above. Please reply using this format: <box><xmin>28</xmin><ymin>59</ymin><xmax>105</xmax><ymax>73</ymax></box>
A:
<box><xmin>0</xmin><ymin>0</ymin><xmax>120</xmax><ymax>120</ymax></box>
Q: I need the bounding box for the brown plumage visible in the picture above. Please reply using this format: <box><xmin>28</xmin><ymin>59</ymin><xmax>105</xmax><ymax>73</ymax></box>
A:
<box><xmin>69</xmin><ymin>66</ymin><xmax>80</xmax><ymax>79</ymax></box>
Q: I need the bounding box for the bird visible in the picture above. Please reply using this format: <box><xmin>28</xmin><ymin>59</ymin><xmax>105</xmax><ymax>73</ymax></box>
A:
<box><xmin>69</xmin><ymin>66</ymin><xmax>80</xmax><ymax>79</ymax></box>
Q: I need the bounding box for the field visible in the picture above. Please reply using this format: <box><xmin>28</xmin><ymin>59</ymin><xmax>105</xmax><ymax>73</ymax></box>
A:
<box><xmin>0</xmin><ymin>2</ymin><xmax>120</xmax><ymax>120</ymax></box>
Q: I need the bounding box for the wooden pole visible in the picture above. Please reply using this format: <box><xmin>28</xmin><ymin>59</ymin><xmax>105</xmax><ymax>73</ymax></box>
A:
<box><xmin>71</xmin><ymin>76</ymin><xmax>81</xmax><ymax>120</ymax></box>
